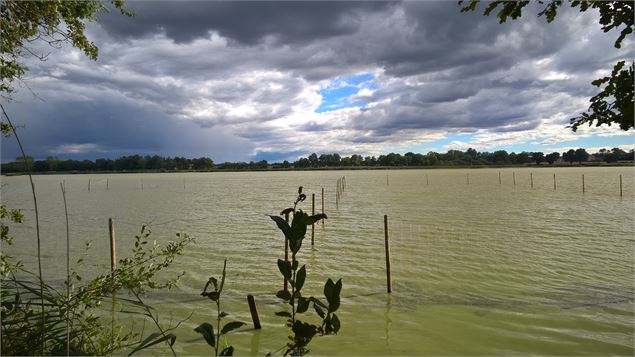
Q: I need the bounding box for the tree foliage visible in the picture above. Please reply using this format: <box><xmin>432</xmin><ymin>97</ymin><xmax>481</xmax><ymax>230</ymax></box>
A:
<box><xmin>0</xmin><ymin>0</ymin><xmax>130</xmax><ymax>98</ymax></box>
<box><xmin>460</xmin><ymin>0</ymin><xmax>634</xmax><ymax>131</ymax></box>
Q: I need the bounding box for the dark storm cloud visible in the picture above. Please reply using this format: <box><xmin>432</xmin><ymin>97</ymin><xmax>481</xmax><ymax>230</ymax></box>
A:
<box><xmin>98</xmin><ymin>1</ymin><xmax>392</xmax><ymax>45</ymax></box>
<box><xmin>3</xmin><ymin>1</ymin><xmax>632</xmax><ymax>162</ymax></box>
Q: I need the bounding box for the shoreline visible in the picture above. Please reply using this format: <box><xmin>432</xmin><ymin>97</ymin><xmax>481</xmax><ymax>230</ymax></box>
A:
<box><xmin>2</xmin><ymin>162</ymin><xmax>633</xmax><ymax>176</ymax></box>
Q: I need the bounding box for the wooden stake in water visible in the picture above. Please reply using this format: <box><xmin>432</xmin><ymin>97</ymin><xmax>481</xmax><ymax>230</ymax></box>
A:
<box><xmin>582</xmin><ymin>174</ymin><xmax>585</xmax><ymax>193</ymax></box>
<box><xmin>384</xmin><ymin>215</ymin><xmax>392</xmax><ymax>294</ymax></box>
<box><xmin>108</xmin><ymin>218</ymin><xmax>117</xmax><ymax>338</ymax></box>
<box><xmin>426</xmin><ymin>174</ymin><xmax>429</xmax><ymax>186</ymax></box>
<box><xmin>106</xmin><ymin>178</ymin><xmax>109</xmax><ymax>191</ymax></box>
<box><xmin>109</xmin><ymin>218</ymin><xmax>116</xmax><ymax>270</ymax></box>
<box><xmin>321</xmin><ymin>187</ymin><xmax>325</xmax><ymax>226</ymax></box>
<box><xmin>284</xmin><ymin>212</ymin><xmax>290</xmax><ymax>292</ymax></box>
<box><xmin>530</xmin><ymin>173</ymin><xmax>533</xmax><ymax>189</ymax></box>
<box><xmin>499</xmin><ymin>172</ymin><xmax>502</xmax><ymax>185</ymax></box>
<box><xmin>247</xmin><ymin>295</ymin><xmax>261</xmax><ymax>330</ymax></box>
<box><xmin>620</xmin><ymin>174</ymin><xmax>623</xmax><ymax>197</ymax></box>
<box><xmin>387</xmin><ymin>175</ymin><xmax>389</xmax><ymax>186</ymax></box>
<box><xmin>467</xmin><ymin>173</ymin><xmax>470</xmax><ymax>185</ymax></box>
<box><xmin>513</xmin><ymin>172</ymin><xmax>516</xmax><ymax>187</ymax></box>
<box><xmin>88</xmin><ymin>178</ymin><xmax>91</xmax><ymax>192</ymax></box>
<box><xmin>311</xmin><ymin>193</ymin><xmax>315</xmax><ymax>246</ymax></box>
<box><xmin>553</xmin><ymin>173</ymin><xmax>557</xmax><ymax>191</ymax></box>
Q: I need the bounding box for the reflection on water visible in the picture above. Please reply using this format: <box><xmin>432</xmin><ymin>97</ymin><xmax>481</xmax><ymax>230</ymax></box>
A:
<box><xmin>2</xmin><ymin>167</ymin><xmax>633</xmax><ymax>355</ymax></box>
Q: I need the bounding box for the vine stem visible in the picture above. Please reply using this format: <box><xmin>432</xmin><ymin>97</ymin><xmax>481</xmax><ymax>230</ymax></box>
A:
<box><xmin>1</xmin><ymin>103</ymin><xmax>45</xmax><ymax>354</ymax></box>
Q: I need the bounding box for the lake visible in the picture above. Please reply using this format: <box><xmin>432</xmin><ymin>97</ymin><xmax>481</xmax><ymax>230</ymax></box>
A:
<box><xmin>2</xmin><ymin>167</ymin><xmax>634</xmax><ymax>355</ymax></box>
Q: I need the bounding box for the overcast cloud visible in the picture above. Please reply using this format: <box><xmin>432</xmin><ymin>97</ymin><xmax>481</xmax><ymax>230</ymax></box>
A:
<box><xmin>2</xmin><ymin>0</ymin><xmax>633</xmax><ymax>162</ymax></box>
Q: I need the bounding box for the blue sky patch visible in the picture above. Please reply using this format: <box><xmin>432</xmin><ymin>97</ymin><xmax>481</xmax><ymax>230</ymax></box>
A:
<box><xmin>315</xmin><ymin>73</ymin><xmax>376</xmax><ymax>113</ymax></box>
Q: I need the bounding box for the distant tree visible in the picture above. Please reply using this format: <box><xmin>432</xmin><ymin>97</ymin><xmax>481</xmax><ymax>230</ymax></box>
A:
<box><xmin>308</xmin><ymin>153</ymin><xmax>318</xmax><ymax>167</ymax></box>
<box><xmin>574</xmin><ymin>148</ymin><xmax>589</xmax><ymax>163</ymax></box>
<box><xmin>192</xmin><ymin>157</ymin><xmax>214</xmax><ymax>170</ymax></box>
<box><xmin>545</xmin><ymin>152</ymin><xmax>560</xmax><ymax>164</ymax></box>
<box><xmin>460</xmin><ymin>1</ymin><xmax>634</xmax><ymax>131</ymax></box>
<box><xmin>515</xmin><ymin>151</ymin><xmax>531</xmax><ymax>164</ymax></box>
<box><xmin>563</xmin><ymin>149</ymin><xmax>576</xmax><ymax>164</ymax></box>
<box><xmin>531</xmin><ymin>152</ymin><xmax>545</xmax><ymax>165</ymax></box>
<box><xmin>492</xmin><ymin>150</ymin><xmax>509</xmax><ymax>164</ymax></box>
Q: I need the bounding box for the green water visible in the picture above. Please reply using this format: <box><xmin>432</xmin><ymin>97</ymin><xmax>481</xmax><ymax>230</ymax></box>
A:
<box><xmin>2</xmin><ymin>167</ymin><xmax>634</xmax><ymax>355</ymax></box>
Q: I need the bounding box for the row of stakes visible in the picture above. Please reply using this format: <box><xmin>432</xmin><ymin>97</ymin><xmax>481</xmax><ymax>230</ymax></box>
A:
<box><xmin>385</xmin><ymin>172</ymin><xmax>626</xmax><ymax>197</ymax></box>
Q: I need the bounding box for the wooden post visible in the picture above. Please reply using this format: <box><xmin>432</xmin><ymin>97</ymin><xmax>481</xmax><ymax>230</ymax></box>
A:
<box><xmin>108</xmin><ymin>218</ymin><xmax>117</xmax><ymax>343</ymax></box>
<box><xmin>321</xmin><ymin>187</ymin><xmax>325</xmax><ymax>226</ymax></box>
<box><xmin>384</xmin><ymin>215</ymin><xmax>392</xmax><ymax>293</ymax></box>
<box><xmin>106</xmin><ymin>178</ymin><xmax>109</xmax><ymax>190</ymax></box>
<box><xmin>284</xmin><ymin>213</ymin><xmax>289</xmax><ymax>292</ymax></box>
<box><xmin>499</xmin><ymin>172</ymin><xmax>501</xmax><ymax>185</ymax></box>
<box><xmin>582</xmin><ymin>174</ymin><xmax>585</xmax><ymax>193</ymax></box>
<box><xmin>620</xmin><ymin>174</ymin><xmax>623</xmax><ymax>197</ymax></box>
<box><xmin>141</xmin><ymin>180</ymin><xmax>144</xmax><ymax>191</ymax></box>
<box><xmin>311</xmin><ymin>193</ymin><xmax>315</xmax><ymax>246</ymax></box>
<box><xmin>513</xmin><ymin>172</ymin><xmax>516</xmax><ymax>187</ymax></box>
<box><xmin>426</xmin><ymin>174</ymin><xmax>429</xmax><ymax>186</ymax></box>
<box><xmin>386</xmin><ymin>175</ymin><xmax>389</xmax><ymax>186</ymax></box>
<box><xmin>466</xmin><ymin>173</ymin><xmax>469</xmax><ymax>185</ymax></box>
<box><xmin>183</xmin><ymin>178</ymin><xmax>186</xmax><ymax>189</ymax></box>
<box><xmin>88</xmin><ymin>179</ymin><xmax>91</xmax><ymax>192</ymax></box>
<box><xmin>553</xmin><ymin>173</ymin><xmax>557</xmax><ymax>190</ymax></box>
<box><xmin>247</xmin><ymin>295</ymin><xmax>261</xmax><ymax>330</ymax></box>
<box><xmin>109</xmin><ymin>218</ymin><xmax>116</xmax><ymax>270</ymax></box>
<box><xmin>530</xmin><ymin>173</ymin><xmax>533</xmax><ymax>189</ymax></box>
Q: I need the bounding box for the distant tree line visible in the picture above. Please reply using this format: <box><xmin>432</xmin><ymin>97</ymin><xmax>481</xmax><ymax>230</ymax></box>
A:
<box><xmin>1</xmin><ymin>155</ymin><xmax>214</xmax><ymax>173</ymax></box>
<box><xmin>291</xmin><ymin>148</ymin><xmax>633</xmax><ymax>168</ymax></box>
<box><xmin>1</xmin><ymin>148</ymin><xmax>632</xmax><ymax>173</ymax></box>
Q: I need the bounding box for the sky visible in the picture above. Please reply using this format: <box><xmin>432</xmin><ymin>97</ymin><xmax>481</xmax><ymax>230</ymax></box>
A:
<box><xmin>1</xmin><ymin>1</ymin><xmax>634</xmax><ymax>163</ymax></box>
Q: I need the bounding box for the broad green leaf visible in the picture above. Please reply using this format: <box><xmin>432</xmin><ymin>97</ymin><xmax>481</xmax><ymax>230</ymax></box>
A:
<box><xmin>277</xmin><ymin>259</ymin><xmax>292</xmax><ymax>280</ymax></box>
<box><xmin>313</xmin><ymin>301</ymin><xmax>326</xmax><ymax>318</ymax></box>
<box><xmin>290</xmin><ymin>210</ymin><xmax>307</xmax><ymax>241</ymax></box>
<box><xmin>296</xmin><ymin>265</ymin><xmax>306</xmax><ymax>292</ymax></box>
<box><xmin>221</xmin><ymin>321</ymin><xmax>245</xmax><ymax>335</ymax></box>
<box><xmin>332</xmin><ymin>313</ymin><xmax>341</xmax><ymax>334</ymax></box>
<box><xmin>276</xmin><ymin>289</ymin><xmax>291</xmax><ymax>301</ymax></box>
<box><xmin>297</xmin><ymin>296</ymin><xmax>310</xmax><ymax>314</ymax></box>
<box><xmin>324</xmin><ymin>278</ymin><xmax>335</xmax><ymax>304</ymax></box>
<box><xmin>220</xmin><ymin>346</ymin><xmax>234</xmax><ymax>356</ymax></box>
<box><xmin>194</xmin><ymin>323</ymin><xmax>215</xmax><ymax>347</ymax></box>
<box><xmin>269</xmin><ymin>215</ymin><xmax>292</xmax><ymax>240</ymax></box>
<box><xmin>303</xmin><ymin>213</ymin><xmax>327</xmax><ymax>226</ymax></box>
<box><xmin>275</xmin><ymin>311</ymin><xmax>292</xmax><ymax>318</ymax></box>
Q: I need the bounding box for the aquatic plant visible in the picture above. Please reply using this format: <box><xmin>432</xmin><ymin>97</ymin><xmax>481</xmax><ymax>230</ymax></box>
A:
<box><xmin>0</xmin><ymin>224</ymin><xmax>193</xmax><ymax>355</ymax></box>
<box><xmin>270</xmin><ymin>187</ymin><xmax>342</xmax><ymax>356</ymax></box>
<box><xmin>195</xmin><ymin>259</ymin><xmax>245</xmax><ymax>356</ymax></box>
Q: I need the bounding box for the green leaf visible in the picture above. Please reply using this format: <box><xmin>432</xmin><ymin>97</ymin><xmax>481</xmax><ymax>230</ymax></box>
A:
<box><xmin>220</xmin><ymin>346</ymin><xmax>234</xmax><ymax>356</ymax></box>
<box><xmin>332</xmin><ymin>313</ymin><xmax>341</xmax><ymax>334</ymax></box>
<box><xmin>290</xmin><ymin>211</ymin><xmax>308</xmax><ymax>241</ymax></box>
<box><xmin>313</xmin><ymin>301</ymin><xmax>326</xmax><ymax>319</ymax></box>
<box><xmin>269</xmin><ymin>215</ymin><xmax>292</xmax><ymax>240</ymax></box>
<box><xmin>290</xmin><ymin>239</ymin><xmax>303</xmax><ymax>255</ymax></box>
<box><xmin>275</xmin><ymin>311</ymin><xmax>292</xmax><ymax>318</ymax></box>
<box><xmin>194</xmin><ymin>323</ymin><xmax>215</xmax><ymax>348</ymax></box>
<box><xmin>292</xmin><ymin>320</ymin><xmax>317</xmax><ymax>339</ymax></box>
<box><xmin>296</xmin><ymin>265</ymin><xmax>306</xmax><ymax>292</ymax></box>
<box><xmin>303</xmin><ymin>213</ymin><xmax>327</xmax><ymax>226</ymax></box>
<box><xmin>221</xmin><ymin>321</ymin><xmax>245</xmax><ymax>335</ymax></box>
<box><xmin>297</xmin><ymin>296</ymin><xmax>310</xmax><ymax>314</ymax></box>
<box><xmin>276</xmin><ymin>289</ymin><xmax>291</xmax><ymax>301</ymax></box>
<box><xmin>277</xmin><ymin>259</ymin><xmax>292</xmax><ymax>280</ymax></box>
<box><xmin>324</xmin><ymin>278</ymin><xmax>335</xmax><ymax>304</ymax></box>
<box><xmin>128</xmin><ymin>333</ymin><xmax>176</xmax><ymax>356</ymax></box>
